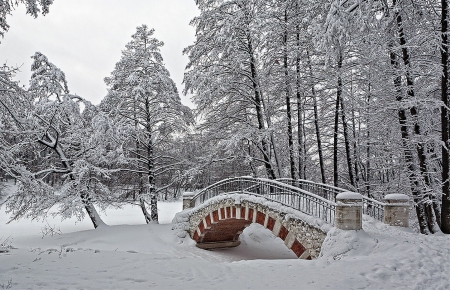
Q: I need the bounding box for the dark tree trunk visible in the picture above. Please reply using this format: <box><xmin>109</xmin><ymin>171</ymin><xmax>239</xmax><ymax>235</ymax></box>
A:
<box><xmin>284</xmin><ymin>10</ymin><xmax>297</xmax><ymax>180</ymax></box>
<box><xmin>393</xmin><ymin>0</ymin><xmax>438</xmax><ymax>233</ymax></box>
<box><xmin>389</xmin><ymin>48</ymin><xmax>430</xmax><ymax>234</ymax></box>
<box><xmin>134</xmin><ymin>99</ymin><xmax>151</xmax><ymax>224</ymax></box>
<box><xmin>351</xmin><ymin>89</ymin><xmax>360</xmax><ymax>190</ymax></box>
<box><xmin>365</xmin><ymin>90</ymin><xmax>372</xmax><ymax>198</ymax></box>
<box><xmin>296</xmin><ymin>67</ymin><xmax>305</xmax><ymax>179</ymax></box>
<box><xmin>248</xmin><ymin>35</ymin><xmax>276</xmax><ymax>179</ymax></box>
<box><xmin>145</xmin><ymin>97</ymin><xmax>158</xmax><ymax>223</ymax></box>
<box><xmin>84</xmin><ymin>205</ymin><xmax>102</xmax><ymax>228</ymax></box>
<box><xmin>333</xmin><ymin>82</ymin><xmax>340</xmax><ymax>188</ymax></box>
<box><xmin>441</xmin><ymin>0</ymin><xmax>450</xmax><ymax>233</ymax></box>
<box><xmin>296</xmin><ymin>15</ymin><xmax>305</xmax><ymax>180</ymax></box>
<box><xmin>337</xmin><ymin>51</ymin><xmax>356</xmax><ymax>189</ymax></box>
<box><xmin>307</xmin><ymin>51</ymin><xmax>326</xmax><ymax>184</ymax></box>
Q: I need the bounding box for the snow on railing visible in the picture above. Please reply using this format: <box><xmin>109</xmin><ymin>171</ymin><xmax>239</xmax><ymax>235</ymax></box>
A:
<box><xmin>276</xmin><ymin>178</ymin><xmax>384</xmax><ymax>222</ymax></box>
<box><xmin>190</xmin><ymin>176</ymin><xmax>336</xmax><ymax>224</ymax></box>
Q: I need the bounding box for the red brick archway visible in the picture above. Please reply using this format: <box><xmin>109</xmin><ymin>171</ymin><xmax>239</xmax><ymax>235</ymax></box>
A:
<box><xmin>191</xmin><ymin>204</ymin><xmax>312</xmax><ymax>259</ymax></box>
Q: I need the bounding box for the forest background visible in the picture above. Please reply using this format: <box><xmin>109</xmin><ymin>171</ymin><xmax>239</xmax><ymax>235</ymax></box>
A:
<box><xmin>1</xmin><ymin>0</ymin><xmax>450</xmax><ymax>236</ymax></box>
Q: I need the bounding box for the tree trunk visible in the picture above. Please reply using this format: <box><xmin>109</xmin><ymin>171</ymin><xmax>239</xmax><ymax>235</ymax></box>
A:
<box><xmin>81</xmin><ymin>193</ymin><xmax>105</xmax><ymax>229</ymax></box>
<box><xmin>247</xmin><ymin>140</ymin><xmax>257</xmax><ymax>177</ymax></box>
<box><xmin>441</xmin><ymin>0</ymin><xmax>450</xmax><ymax>233</ymax></box>
<box><xmin>135</xmin><ymin>98</ymin><xmax>152</xmax><ymax>224</ymax></box>
<box><xmin>284</xmin><ymin>10</ymin><xmax>297</xmax><ymax>180</ymax></box>
<box><xmin>145</xmin><ymin>97</ymin><xmax>158</xmax><ymax>223</ymax></box>
<box><xmin>248</xmin><ymin>35</ymin><xmax>276</xmax><ymax>179</ymax></box>
<box><xmin>352</xmin><ymin>107</ymin><xmax>360</xmax><ymax>190</ymax></box>
<box><xmin>333</xmin><ymin>82</ymin><xmax>340</xmax><ymax>187</ymax></box>
<box><xmin>393</xmin><ymin>0</ymin><xmax>438</xmax><ymax>233</ymax></box>
<box><xmin>337</xmin><ymin>51</ymin><xmax>356</xmax><ymax>188</ymax></box>
<box><xmin>389</xmin><ymin>48</ymin><xmax>430</xmax><ymax>234</ymax></box>
<box><xmin>350</xmin><ymin>76</ymin><xmax>360</xmax><ymax>190</ymax></box>
<box><xmin>296</xmin><ymin>25</ymin><xmax>305</xmax><ymax>180</ymax></box>
<box><xmin>295</xmin><ymin>0</ymin><xmax>305</xmax><ymax>180</ymax></box>
<box><xmin>365</xmin><ymin>90</ymin><xmax>372</xmax><ymax>198</ymax></box>
<box><xmin>307</xmin><ymin>51</ymin><xmax>326</xmax><ymax>184</ymax></box>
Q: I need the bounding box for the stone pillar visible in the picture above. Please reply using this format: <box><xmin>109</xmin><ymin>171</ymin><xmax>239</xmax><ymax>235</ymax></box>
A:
<box><xmin>183</xmin><ymin>192</ymin><xmax>196</xmax><ymax>210</ymax></box>
<box><xmin>335</xmin><ymin>192</ymin><xmax>363</xmax><ymax>230</ymax></box>
<box><xmin>383</xmin><ymin>194</ymin><xmax>409</xmax><ymax>227</ymax></box>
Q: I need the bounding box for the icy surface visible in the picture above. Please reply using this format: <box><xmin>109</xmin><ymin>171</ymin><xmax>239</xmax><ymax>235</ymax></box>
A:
<box><xmin>1</xmin><ymin>189</ymin><xmax>450</xmax><ymax>289</ymax></box>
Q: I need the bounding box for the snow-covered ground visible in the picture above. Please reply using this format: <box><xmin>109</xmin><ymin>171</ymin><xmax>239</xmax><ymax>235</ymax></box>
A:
<box><xmin>1</xmin><ymin>184</ymin><xmax>450</xmax><ymax>289</ymax></box>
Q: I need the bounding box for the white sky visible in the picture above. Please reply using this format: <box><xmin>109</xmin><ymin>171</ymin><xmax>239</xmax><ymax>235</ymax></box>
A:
<box><xmin>0</xmin><ymin>0</ymin><xmax>199</xmax><ymax>107</ymax></box>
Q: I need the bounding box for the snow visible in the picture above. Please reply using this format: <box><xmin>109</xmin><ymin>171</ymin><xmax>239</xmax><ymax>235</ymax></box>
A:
<box><xmin>336</xmin><ymin>191</ymin><xmax>362</xmax><ymax>200</ymax></box>
<box><xmin>384</xmin><ymin>194</ymin><xmax>410</xmax><ymax>201</ymax></box>
<box><xmin>1</xmin><ymin>187</ymin><xmax>450</xmax><ymax>289</ymax></box>
<box><xmin>182</xmin><ymin>191</ymin><xmax>196</xmax><ymax>197</ymax></box>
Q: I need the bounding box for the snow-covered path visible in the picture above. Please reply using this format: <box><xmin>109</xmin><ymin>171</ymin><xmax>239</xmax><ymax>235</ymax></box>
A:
<box><xmin>1</xmin><ymin>189</ymin><xmax>450</xmax><ymax>289</ymax></box>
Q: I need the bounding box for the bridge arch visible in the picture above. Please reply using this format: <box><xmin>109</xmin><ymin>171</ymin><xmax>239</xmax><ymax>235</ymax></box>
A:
<box><xmin>187</xmin><ymin>194</ymin><xmax>328</xmax><ymax>259</ymax></box>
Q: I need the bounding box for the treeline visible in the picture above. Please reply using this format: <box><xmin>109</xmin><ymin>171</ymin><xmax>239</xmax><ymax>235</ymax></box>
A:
<box><xmin>1</xmin><ymin>0</ymin><xmax>450</xmax><ymax>234</ymax></box>
<box><xmin>183</xmin><ymin>0</ymin><xmax>450</xmax><ymax>235</ymax></box>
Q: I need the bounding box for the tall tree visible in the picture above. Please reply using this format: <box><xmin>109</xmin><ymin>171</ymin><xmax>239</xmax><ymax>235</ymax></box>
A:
<box><xmin>184</xmin><ymin>0</ymin><xmax>278</xmax><ymax>179</ymax></box>
<box><xmin>104</xmin><ymin>25</ymin><xmax>191</xmax><ymax>224</ymax></box>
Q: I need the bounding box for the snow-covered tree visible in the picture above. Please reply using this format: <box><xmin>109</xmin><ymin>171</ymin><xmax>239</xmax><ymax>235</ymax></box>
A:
<box><xmin>103</xmin><ymin>25</ymin><xmax>192</xmax><ymax>224</ymax></box>
<box><xmin>184</xmin><ymin>0</ymin><xmax>281</xmax><ymax>179</ymax></box>
<box><xmin>0</xmin><ymin>0</ymin><xmax>53</xmax><ymax>38</ymax></box>
<box><xmin>0</xmin><ymin>53</ymin><xmax>118</xmax><ymax>228</ymax></box>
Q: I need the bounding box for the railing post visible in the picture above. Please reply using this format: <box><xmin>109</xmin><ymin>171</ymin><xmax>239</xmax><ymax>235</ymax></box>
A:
<box><xmin>183</xmin><ymin>191</ymin><xmax>196</xmax><ymax>210</ymax></box>
<box><xmin>383</xmin><ymin>194</ymin><xmax>409</xmax><ymax>227</ymax></box>
<box><xmin>335</xmin><ymin>192</ymin><xmax>363</xmax><ymax>230</ymax></box>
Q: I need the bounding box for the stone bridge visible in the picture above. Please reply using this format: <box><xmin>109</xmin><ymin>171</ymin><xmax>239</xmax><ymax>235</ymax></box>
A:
<box><xmin>179</xmin><ymin>177</ymin><xmax>410</xmax><ymax>259</ymax></box>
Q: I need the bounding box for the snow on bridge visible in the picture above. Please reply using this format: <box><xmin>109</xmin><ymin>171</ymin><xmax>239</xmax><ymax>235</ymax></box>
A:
<box><xmin>174</xmin><ymin>177</ymin><xmax>410</xmax><ymax>259</ymax></box>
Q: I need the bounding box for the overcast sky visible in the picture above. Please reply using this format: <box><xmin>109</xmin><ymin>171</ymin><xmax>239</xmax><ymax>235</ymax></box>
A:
<box><xmin>0</xmin><ymin>0</ymin><xmax>199</xmax><ymax>107</ymax></box>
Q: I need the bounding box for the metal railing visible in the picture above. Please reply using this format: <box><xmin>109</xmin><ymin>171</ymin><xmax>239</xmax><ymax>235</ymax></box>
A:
<box><xmin>276</xmin><ymin>178</ymin><xmax>385</xmax><ymax>222</ymax></box>
<box><xmin>190</xmin><ymin>176</ymin><xmax>336</xmax><ymax>224</ymax></box>
<box><xmin>276</xmin><ymin>178</ymin><xmax>342</xmax><ymax>202</ymax></box>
